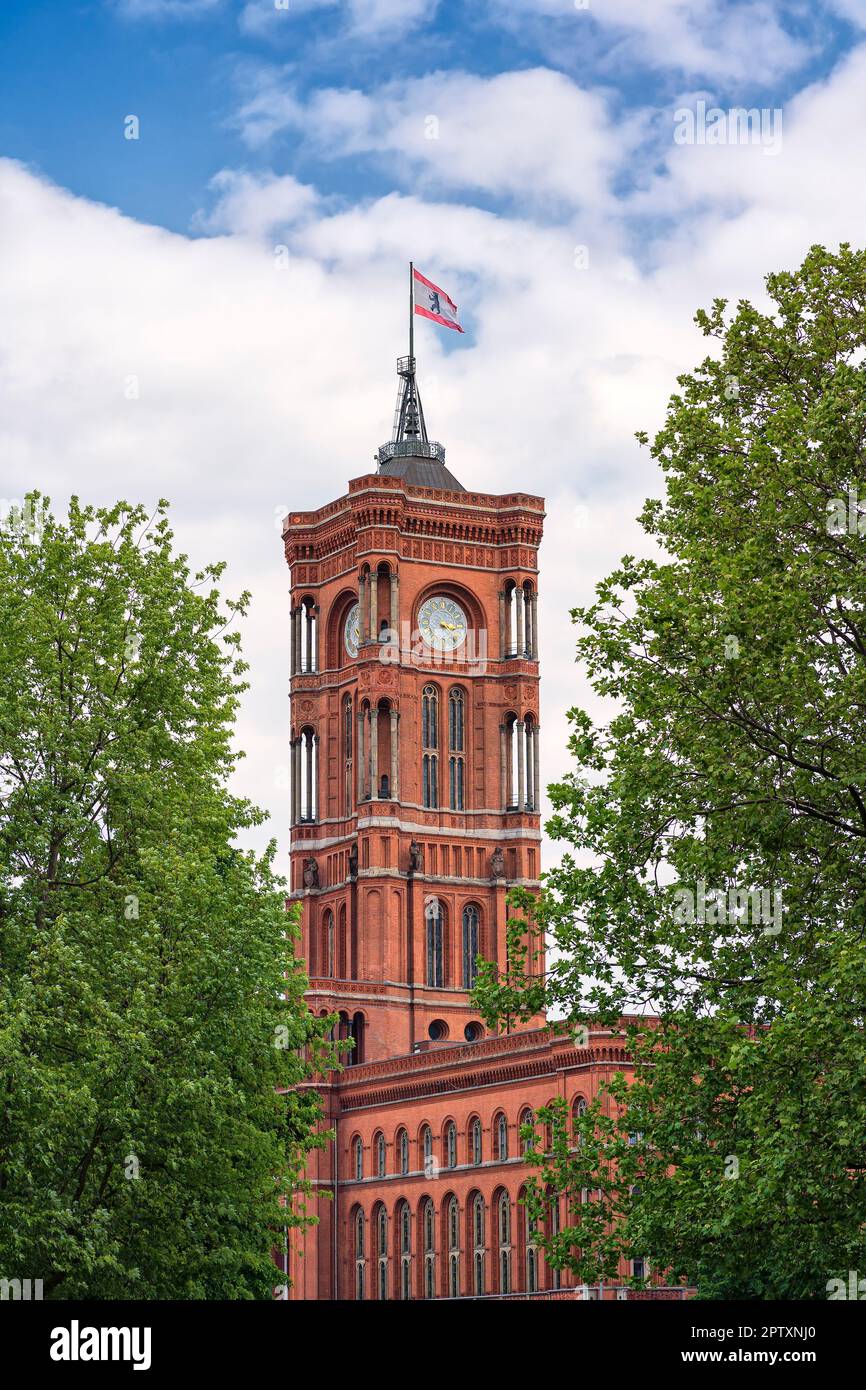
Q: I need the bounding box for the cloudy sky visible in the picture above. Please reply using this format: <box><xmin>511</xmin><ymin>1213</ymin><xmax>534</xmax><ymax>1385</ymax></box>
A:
<box><xmin>2</xmin><ymin>0</ymin><xmax>866</xmax><ymax>869</ymax></box>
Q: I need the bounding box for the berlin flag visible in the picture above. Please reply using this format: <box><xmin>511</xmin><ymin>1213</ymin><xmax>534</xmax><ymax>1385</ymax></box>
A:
<box><xmin>413</xmin><ymin>267</ymin><xmax>464</xmax><ymax>333</ymax></box>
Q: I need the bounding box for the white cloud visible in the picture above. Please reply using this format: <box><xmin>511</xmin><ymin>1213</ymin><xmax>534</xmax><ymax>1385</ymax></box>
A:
<box><xmin>193</xmin><ymin>169</ymin><xmax>322</xmax><ymax>237</ymax></box>
<box><xmin>494</xmin><ymin>0</ymin><xmax>812</xmax><ymax>85</ymax></box>
<box><xmin>236</xmin><ymin>67</ymin><xmax>635</xmax><ymax>212</ymax></box>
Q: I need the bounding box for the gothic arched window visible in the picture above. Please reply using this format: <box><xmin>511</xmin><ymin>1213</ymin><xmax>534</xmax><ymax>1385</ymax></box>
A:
<box><xmin>519</xmin><ymin>1107</ymin><xmax>535</xmax><ymax>1155</ymax></box>
<box><xmin>422</xmin><ymin>1197</ymin><xmax>436</xmax><ymax>1300</ymax></box>
<box><xmin>376</xmin><ymin>1203</ymin><xmax>388</xmax><ymax>1301</ymax></box>
<box><xmin>472</xmin><ymin>1193</ymin><xmax>485</xmax><ymax>1295</ymax></box>
<box><xmin>445</xmin><ymin>1121</ymin><xmax>457</xmax><ymax>1169</ymax></box>
<box><xmin>322</xmin><ymin>909</ymin><xmax>334</xmax><ymax>979</ymax></box>
<box><xmin>343</xmin><ymin>693</ymin><xmax>353</xmax><ymax>814</ymax></box>
<box><xmin>374</xmin><ymin>1130</ymin><xmax>386</xmax><ymax>1177</ymax></box>
<box><xmin>353</xmin><ymin>1135</ymin><xmax>363</xmax><ymax>1181</ymax></box>
<box><xmin>422</xmin><ymin>684</ymin><xmax>439</xmax><ymax>808</ymax></box>
<box><xmin>398</xmin><ymin>1127</ymin><xmax>409</xmax><ymax>1176</ymax></box>
<box><xmin>462</xmin><ymin>903</ymin><xmax>480</xmax><ymax>988</ymax></box>
<box><xmin>469</xmin><ymin>1116</ymin><xmax>482</xmax><ymax>1166</ymax></box>
<box><xmin>421</xmin><ymin>1124</ymin><xmax>433</xmax><ymax>1173</ymax></box>
<box><xmin>496</xmin><ymin>1112</ymin><xmax>508</xmax><ymax>1161</ymax></box>
<box><xmin>425</xmin><ymin>898</ymin><xmax>444</xmax><ymax>988</ymax></box>
<box><xmin>448</xmin><ymin>687</ymin><xmax>465</xmax><ymax>810</ymax></box>
<box><xmin>497</xmin><ymin>1191</ymin><xmax>511</xmax><ymax>1294</ymax></box>
<box><xmin>397</xmin><ymin>1199</ymin><xmax>411</xmax><ymax>1300</ymax></box>
<box><xmin>448</xmin><ymin>1196</ymin><xmax>460</xmax><ymax>1298</ymax></box>
<box><xmin>354</xmin><ymin>1207</ymin><xmax>366</xmax><ymax>1300</ymax></box>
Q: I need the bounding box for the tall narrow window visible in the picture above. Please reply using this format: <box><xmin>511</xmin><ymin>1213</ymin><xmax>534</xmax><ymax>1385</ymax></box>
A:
<box><xmin>448</xmin><ymin>1196</ymin><xmax>460</xmax><ymax>1298</ymax></box>
<box><xmin>422</xmin><ymin>684</ymin><xmax>439</xmax><ymax>808</ymax></box>
<box><xmin>519</xmin><ymin>1107</ymin><xmax>535</xmax><ymax>1155</ymax></box>
<box><xmin>472</xmin><ymin>1194</ymin><xmax>485</xmax><ymax>1295</ymax></box>
<box><xmin>421</xmin><ymin>1124</ymin><xmax>433</xmax><ymax>1172</ymax></box>
<box><xmin>398</xmin><ymin>1200</ymin><xmax>411</xmax><ymax>1300</ymax></box>
<box><xmin>374</xmin><ymin>1131</ymin><xmax>386</xmax><ymax>1177</ymax></box>
<box><xmin>423</xmin><ymin>1198</ymin><xmax>436</xmax><ymax>1299</ymax></box>
<box><xmin>376</xmin><ymin>1204</ymin><xmax>388</xmax><ymax>1301</ymax></box>
<box><xmin>353</xmin><ymin>1136</ymin><xmax>363</xmax><ymax>1181</ymax></box>
<box><xmin>498</xmin><ymin>1192</ymin><xmax>511</xmax><ymax>1294</ymax></box>
<box><xmin>548</xmin><ymin>1190</ymin><xmax>561</xmax><ymax>1290</ymax></box>
<box><xmin>469</xmin><ymin>1116</ymin><xmax>482</xmax><ymax>1166</ymax></box>
<box><xmin>398</xmin><ymin>1127</ymin><xmax>409</xmax><ymax>1176</ymax></box>
<box><xmin>448</xmin><ymin>688</ymin><xmax>465</xmax><ymax>810</ymax></box>
<box><xmin>322</xmin><ymin>909</ymin><xmax>334</xmax><ymax>979</ymax></box>
<box><xmin>343</xmin><ymin>694</ymin><xmax>353</xmax><ymax>814</ymax></box>
<box><xmin>462</xmin><ymin>903</ymin><xmax>480</xmax><ymax>988</ymax></box>
<box><xmin>525</xmin><ymin>1199</ymin><xmax>538</xmax><ymax>1293</ymax></box>
<box><xmin>496</xmin><ymin>1112</ymin><xmax>508</xmax><ymax>1161</ymax></box>
<box><xmin>425</xmin><ymin>899</ymin><xmax>444</xmax><ymax>988</ymax></box>
<box><xmin>355</xmin><ymin>1208</ymin><xmax>366</xmax><ymax>1300</ymax></box>
<box><xmin>445</xmin><ymin>1121</ymin><xmax>457</xmax><ymax>1169</ymax></box>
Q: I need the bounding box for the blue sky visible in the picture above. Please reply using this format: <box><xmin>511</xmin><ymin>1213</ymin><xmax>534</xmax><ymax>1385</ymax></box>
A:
<box><xmin>2</xmin><ymin>0</ymin><xmax>866</xmax><ymax>857</ymax></box>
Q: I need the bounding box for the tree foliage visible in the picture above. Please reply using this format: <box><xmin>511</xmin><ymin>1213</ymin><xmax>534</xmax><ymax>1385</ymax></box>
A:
<box><xmin>475</xmin><ymin>245</ymin><xmax>866</xmax><ymax>1299</ymax></box>
<box><xmin>0</xmin><ymin>496</ymin><xmax>333</xmax><ymax>1299</ymax></box>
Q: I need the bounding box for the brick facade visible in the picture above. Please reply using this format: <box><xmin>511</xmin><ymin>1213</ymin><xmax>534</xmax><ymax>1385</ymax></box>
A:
<box><xmin>281</xmin><ymin>451</ymin><xmax>665</xmax><ymax>1300</ymax></box>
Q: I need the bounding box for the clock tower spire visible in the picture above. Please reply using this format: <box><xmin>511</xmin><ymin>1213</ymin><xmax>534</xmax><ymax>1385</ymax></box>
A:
<box><xmin>282</xmin><ymin>374</ymin><xmax>545</xmax><ymax>1065</ymax></box>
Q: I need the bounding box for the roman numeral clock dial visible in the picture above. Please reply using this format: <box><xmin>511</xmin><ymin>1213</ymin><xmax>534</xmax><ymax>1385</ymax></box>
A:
<box><xmin>418</xmin><ymin>595</ymin><xmax>468</xmax><ymax>653</ymax></box>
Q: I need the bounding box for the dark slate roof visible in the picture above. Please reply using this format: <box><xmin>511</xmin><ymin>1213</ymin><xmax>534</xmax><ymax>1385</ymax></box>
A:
<box><xmin>377</xmin><ymin>455</ymin><xmax>466</xmax><ymax>492</ymax></box>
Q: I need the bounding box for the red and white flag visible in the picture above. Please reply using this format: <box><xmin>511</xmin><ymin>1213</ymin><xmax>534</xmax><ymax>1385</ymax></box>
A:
<box><xmin>413</xmin><ymin>267</ymin><xmax>464</xmax><ymax>333</ymax></box>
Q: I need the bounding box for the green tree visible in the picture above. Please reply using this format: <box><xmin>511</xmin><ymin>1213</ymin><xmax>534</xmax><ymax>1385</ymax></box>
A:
<box><xmin>0</xmin><ymin>496</ymin><xmax>333</xmax><ymax>1299</ymax></box>
<box><xmin>475</xmin><ymin>245</ymin><xmax>866</xmax><ymax>1299</ymax></box>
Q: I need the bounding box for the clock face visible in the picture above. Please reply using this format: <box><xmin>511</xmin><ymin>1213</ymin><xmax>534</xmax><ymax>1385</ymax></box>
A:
<box><xmin>344</xmin><ymin>602</ymin><xmax>361</xmax><ymax>658</ymax></box>
<box><xmin>418</xmin><ymin>595</ymin><xmax>468</xmax><ymax>653</ymax></box>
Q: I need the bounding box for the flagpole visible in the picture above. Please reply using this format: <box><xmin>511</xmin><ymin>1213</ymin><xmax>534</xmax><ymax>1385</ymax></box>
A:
<box><xmin>409</xmin><ymin>260</ymin><xmax>414</xmax><ymax>365</ymax></box>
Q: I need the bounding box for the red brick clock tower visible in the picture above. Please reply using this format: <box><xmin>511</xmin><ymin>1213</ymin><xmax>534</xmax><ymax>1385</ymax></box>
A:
<box><xmin>283</xmin><ymin>355</ymin><xmax>546</xmax><ymax>1065</ymax></box>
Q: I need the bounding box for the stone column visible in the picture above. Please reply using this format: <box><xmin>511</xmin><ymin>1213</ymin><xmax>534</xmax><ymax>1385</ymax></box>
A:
<box><xmin>369</xmin><ymin>704</ymin><xmax>379</xmax><ymax>797</ymax></box>
<box><xmin>370</xmin><ymin>570</ymin><xmax>378</xmax><ymax>643</ymax></box>
<box><xmin>516</xmin><ymin>720</ymin><xmax>525</xmax><ymax>811</ymax></box>
<box><xmin>360</xmin><ymin>573</ymin><xmax>369</xmax><ymax>644</ymax></box>
<box><xmin>357</xmin><ymin>708</ymin><xmax>366</xmax><ymax>802</ymax></box>
<box><xmin>515</xmin><ymin>587</ymin><xmax>524</xmax><ymax>657</ymax></box>
<box><xmin>498</xmin><ymin>590</ymin><xmax>506</xmax><ymax>659</ymax></box>
<box><xmin>530</xmin><ymin>591</ymin><xmax>538</xmax><ymax>660</ymax></box>
<box><xmin>294</xmin><ymin>737</ymin><xmax>303</xmax><ymax>824</ymax></box>
<box><xmin>532</xmin><ymin>724</ymin><xmax>541</xmax><ymax>813</ymax></box>
<box><xmin>290</xmin><ymin>738</ymin><xmax>298</xmax><ymax>824</ymax></box>
<box><xmin>291</xmin><ymin>608</ymin><xmax>301</xmax><ymax>676</ymax></box>
<box><xmin>304</xmin><ymin>605</ymin><xmax>313</xmax><ymax>673</ymax></box>
<box><xmin>390</xmin><ymin>707</ymin><xmax>399</xmax><ymax>800</ymax></box>
<box><xmin>390</xmin><ymin>572</ymin><xmax>399</xmax><ymax>640</ymax></box>
<box><xmin>305</xmin><ymin>731</ymin><xmax>314</xmax><ymax>821</ymax></box>
<box><xmin>499</xmin><ymin>723</ymin><xmax>508</xmax><ymax>810</ymax></box>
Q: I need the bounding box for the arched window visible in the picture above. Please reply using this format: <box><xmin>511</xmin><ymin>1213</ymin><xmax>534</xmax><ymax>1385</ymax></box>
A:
<box><xmin>425</xmin><ymin>898</ymin><xmax>444</xmax><ymax>988</ymax></box>
<box><xmin>353</xmin><ymin>1135</ymin><xmax>363</xmax><ymax>1181</ymax></box>
<box><xmin>573</xmin><ymin>1095</ymin><xmax>588</xmax><ymax>1148</ymax></box>
<box><xmin>322</xmin><ymin>909</ymin><xmax>334</xmax><ymax>979</ymax></box>
<box><xmin>469</xmin><ymin>1116</ymin><xmax>482</xmax><ymax>1166</ymax></box>
<box><xmin>421</xmin><ymin>1124</ymin><xmax>433</xmax><ymax>1174</ymax></box>
<box><xmin>374</xmin><ymin>1131</ymin><xmax>386</xmax><ymax>1177</ymax></box>
<box><xmin>397</xmin><ymin>1199</ymin><xmax>411</xmax><ymax>1301</ymax></box>
<box><xmin>462</xmin><ymin>903</ymin><xmax>480</xmax><ymax>989</ymax></box>
<box><xmin>472</xmin><ymin>1193</ymin><xmax>485</xmax><ymax>1295</ymax></box>
<box><xmin>397</xmin><ymin>1127</ymin><xmax>409</xmax><ymax>1176</ymax></box>
<box><xmin>497</xmin><ymin>1191</ymin><xmax>511</xmax><ymax>1294</ymax></box>
<box><xmin>343</xmin><ymin>693</ymin><xmax>353</xmax><ymax>814</ymax></box>
<box><xmin>525</xmin><ymin>1201</ymin><xmax>538</xmax><ymax>1294</ymax></box>
<box><xmin>445</xmin><ymin>1121</ymin><xmax>457</xmax><ymax>1169</ymax></box>
<box><xmin>448</xmin><ymin>687</ymin><xmax>465</xmax><ymax>810</ymax></box>
<box><xmin>448</xmin><ymin>1196</ymin><xmax>460</xmax><ymax>1298</ymax></box>
<box><xmin>496</xmin><ymin>1112</ymin><xmax>509</xmax><ymax>1161</ymax></box>
<box><xmin>422</xmin><ymin>685</ymin><xmax>439</xmax><ymax>808</ymax></box>
<box><xmin>547</xmin><ymin>1188</ymin><xmax>561</xmax><ymax>1290</ymax></box>
<box><xmin>422</xmin><ymin>1197</ymin><xmax>436</xmax><ymax>1299</ymax></box>
<box><xmin>354</xmin><ymin>1207</ymin><xmax>365</xmax><ymax>1300</ymax></box>
<box><xmin>519</xmin><ymin>1107</ymin><xmax>535</xmax><ymax>1155</ymax></box>
<box><xmin>373</xmin><ymin>1203</ymin><xmax>388</xmax><ymax>1300</ymax></box>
